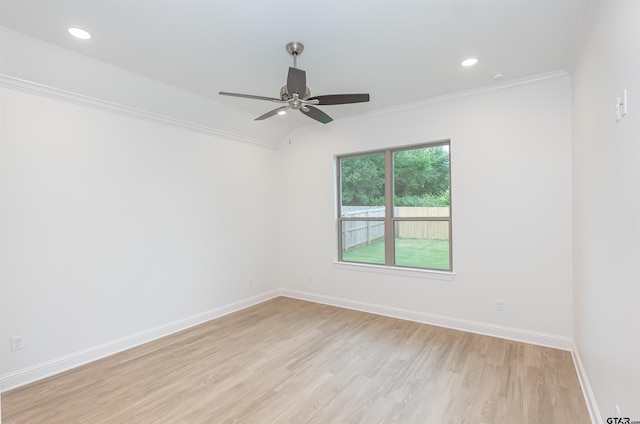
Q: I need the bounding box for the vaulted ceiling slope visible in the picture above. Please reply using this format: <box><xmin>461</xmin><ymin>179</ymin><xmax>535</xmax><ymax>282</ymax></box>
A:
<box><xmin>0</xmin><ymin>0</ymin><xmax>591</xmax><ymax>146</ymax></box>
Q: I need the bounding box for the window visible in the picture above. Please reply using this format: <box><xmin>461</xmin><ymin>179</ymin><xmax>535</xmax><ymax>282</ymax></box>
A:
<box><xmin>337</xmin><ymin>141</ymin><xmax>452</xmax><ymax>271</ymax></box>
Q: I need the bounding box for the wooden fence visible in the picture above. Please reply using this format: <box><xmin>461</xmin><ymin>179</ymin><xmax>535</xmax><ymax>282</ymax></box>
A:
<box><xmin>341</xmin><ymin>206</ymin><xmax>449</xmax><ymax>251</ymax></box>
<box><xmin>341</xmin><ymin>207</ymin><xmax>385</xmax><ymax>252</ymax></box>
<box><xmin>395</xmin><ymin>207</ymin><xmax>450</xmax><ymax>240</ymax></box>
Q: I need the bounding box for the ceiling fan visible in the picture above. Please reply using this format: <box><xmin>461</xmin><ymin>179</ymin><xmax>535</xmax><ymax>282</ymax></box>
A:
<box><xmin>219</xmin><ymin>41</ymin><xmax>370</xmax><ymax>124</ymax></box>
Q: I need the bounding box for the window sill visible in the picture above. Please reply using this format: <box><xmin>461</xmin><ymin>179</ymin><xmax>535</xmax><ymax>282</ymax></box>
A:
<box><xmin>333</xmin><ymin>261</ymin><xmax>456</xmax><ymax>280</ymax></box>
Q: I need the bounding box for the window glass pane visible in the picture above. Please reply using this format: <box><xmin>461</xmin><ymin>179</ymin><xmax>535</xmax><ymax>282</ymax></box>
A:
<box><xmin>340</xmin><ymin>221</ymin><xmax>385</xmax><ymax>265</ymax></box>
<box><xmin>340</xmin><ymin>153</ymin><xmax>385</xmax><ymax>216</ymax></box>
<box><xmin>393</xmin><ymin>145</ymin><xmax>450</xmax><ymax>217</ymax></box>
<box><xmin>394</xmin><ymin>221</ymin><xmax>450</xmax><ymax>270</ymax></box>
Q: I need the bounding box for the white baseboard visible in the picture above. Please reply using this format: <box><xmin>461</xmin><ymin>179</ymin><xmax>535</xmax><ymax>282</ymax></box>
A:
<box><xmin>2</xmin><ymin>287</ymin><xmax>591</xmax><ymax>421</ymax></box>
<box><xmin>280</xmin><ymin>290</ymin><xmax>601</xmax><ymax>424</ymax></box>
<box><xmin>282</xmin><ymin>290</ymin><xmax>606</xmax><ymax>420</ymax></box>
<box><xmin>280</xmin><ymin>289</ymin><xmax>573</xmax><ymax>351</ymax></box>
<box><xmin>0</xmin><ymin>290</ymin><xmax>280</xmax><ymax>393</ymax></box>
<box><xmin>572</xmin><ymin>342</ymin><xmax>603</xmax><ymax>424</ymax></box>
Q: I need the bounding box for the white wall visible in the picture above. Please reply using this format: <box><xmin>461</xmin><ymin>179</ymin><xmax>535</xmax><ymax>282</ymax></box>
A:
<box><xmin>572</xmin><ymin>0</ymin><xmax>640</xmax><ymax>420</ymax></box>
<box><xmin>277</xmin><ymin>75</ymin><xmax>574</xmax><ymax>343</ymax></box>
<box><xmin>0</xmin><ymin>33</ymin><xmax>279</xmax><ymax>387</ymax></box>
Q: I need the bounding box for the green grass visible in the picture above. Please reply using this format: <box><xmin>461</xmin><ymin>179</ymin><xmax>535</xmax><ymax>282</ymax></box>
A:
<box><xmin>342</xmin><ymin>238</ymin><xmax>450</xmax><ymax>270</ymax></box>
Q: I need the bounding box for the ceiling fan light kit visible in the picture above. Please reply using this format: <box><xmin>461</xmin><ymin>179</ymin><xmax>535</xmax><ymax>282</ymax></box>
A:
<box><xmin>219</xmin><ymin>41</ymin><xmax>370</xmax><ymax>124</ymax></box>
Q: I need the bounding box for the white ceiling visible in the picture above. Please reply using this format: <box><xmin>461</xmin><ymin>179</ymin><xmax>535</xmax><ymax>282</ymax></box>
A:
<box><xmin>0</xmin><ymin>0</ymin><xmax>591</xmax><ymax>145</ymax></box>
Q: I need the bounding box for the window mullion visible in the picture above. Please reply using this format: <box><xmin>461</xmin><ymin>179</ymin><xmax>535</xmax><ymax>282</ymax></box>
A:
<box><xmin>384</xmin><ymin>149</ymin><xmax>394</xmax><ymax>266</ymax></box>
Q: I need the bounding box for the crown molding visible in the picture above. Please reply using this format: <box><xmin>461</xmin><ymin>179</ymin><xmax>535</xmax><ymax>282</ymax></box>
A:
<box><xmin>0</xmin><ymin>74</ymin><xmax>277</xmax><ymax>149</ymax></box>
<box><xmin>278</xmin><ymin>69</ymin><xmax>570</xmax><ymax>149</ymax></box>
<box><xmin>367</xmin><ymin>70</ymin><xmax>570</xmax><ymax>117</ymax></box>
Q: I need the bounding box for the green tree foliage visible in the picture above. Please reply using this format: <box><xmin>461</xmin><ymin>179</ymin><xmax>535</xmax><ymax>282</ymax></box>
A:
<box><xmin>393</xmin><ymin>147</ymin><xmax>449</xmax><ymax>198</ymax></box>
<box><xmin>340</xmin><ymin>146</ymin><xmax>450</xmax><ymax>207</ymax></box>
<box><xmin>340</xmin><ymin>153</ymin><xmax>385</xmax><ymax>206</ymax></box>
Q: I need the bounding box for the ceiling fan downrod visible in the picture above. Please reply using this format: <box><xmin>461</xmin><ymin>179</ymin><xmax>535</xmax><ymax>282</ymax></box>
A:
<box><xmin>286</xmin><ymin>41</ymin><xmax>304</xmax><ymax>68</ymax></box>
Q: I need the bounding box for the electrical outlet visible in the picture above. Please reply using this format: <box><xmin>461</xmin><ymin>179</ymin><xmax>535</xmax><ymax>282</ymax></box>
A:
<box><xmin>309</xmin><ymin>276</ymin><xmax>313</xmax><ymax>283</ymax></box>
<box><xmin>248</xmin><ymin>278</ymin><xmax>253</xmax><ymax>287</ymax></box>
<box><xmin>10</xmin><ymin>336</ymin><xmax>23</xmax><ymax>351</ymax></box>
<box><xmin>496</xmin><ymin>300</ymin><xmax>505</xmax><ymax>311</ymax></box>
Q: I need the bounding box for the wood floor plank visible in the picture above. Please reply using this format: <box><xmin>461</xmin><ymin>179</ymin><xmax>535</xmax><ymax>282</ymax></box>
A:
<box><xmin>2</xmin><ymin>297</ymin><xmax>590</xmax><ymax>423</ymax></box>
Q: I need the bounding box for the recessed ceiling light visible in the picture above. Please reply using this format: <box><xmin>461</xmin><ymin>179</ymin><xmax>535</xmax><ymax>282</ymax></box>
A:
<box><xmin>68</xmin><ymin>27</ymin><xmax>92</xmax><ymax>40</ymax></box>
<box><xmin>492</xmin><ymin>71</ymin><xmax>505</xmax><ymax>80</ymax></box>
<box><xmin>461</xmin><ymin>57</ymin><xmax>478</xmax><ymax>67</ymax></box>
<box><xmin>277</xmin><ymin>110</ymin><xmax>287</xmax><ymax>116</ymax></box>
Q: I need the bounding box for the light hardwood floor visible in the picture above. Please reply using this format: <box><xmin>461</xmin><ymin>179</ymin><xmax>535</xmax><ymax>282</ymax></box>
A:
<box><xmin>2</xmin><ymin>297</ymin><xmax>590</xmax><ymax>423</ymax></box>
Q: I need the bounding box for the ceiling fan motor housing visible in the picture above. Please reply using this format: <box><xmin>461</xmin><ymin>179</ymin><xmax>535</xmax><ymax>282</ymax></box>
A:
<box><xmin>280</xmin><ymin>85</ymin><xmax>311</xmax><ymax>102</ymax></box>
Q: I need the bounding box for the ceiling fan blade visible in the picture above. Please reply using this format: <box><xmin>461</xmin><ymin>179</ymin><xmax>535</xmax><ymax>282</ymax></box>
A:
<box><xmin>219</xmin><ymin>92</ymin><xmax>284</xmax><ymax>102</ymax></box>
<box><xmin>301</xmin><ymin>106</ymin><xmax>333</xmax><ymax>124</ymax></box>
<box><xmin>287</xmin><ymin>67</ymin><xmax>306</xmax><ymax>97</ymax></box>
<box><xmin>308</xmin><ymin>94</ymin><xmax>370</xmax><ymax>105</ymax></box>
<box><xmin>255</xmin><ymin>106</ymin><xmax>289</xmax><ymax>121</ymax></box>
